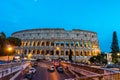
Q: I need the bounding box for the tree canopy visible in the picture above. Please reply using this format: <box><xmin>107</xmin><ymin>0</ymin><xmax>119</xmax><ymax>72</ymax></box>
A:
<box><xmin>6</xmin><ymin>37</ymin><xmax>21</xmax><ymax>46</ymax></box>
<box><xmin>111</xmin><ymin>31</ymin><xmax>119</xmax><ymax>63</ymax></box>
<box><xmin>111</xmin><ymin>31</ymin><xmax>119</xmax><ymax>53</ymax></box>
<box><xmin>0</xmin><ymin>32</ymin><xmax>21</xmax><ymax>56</ymax></box>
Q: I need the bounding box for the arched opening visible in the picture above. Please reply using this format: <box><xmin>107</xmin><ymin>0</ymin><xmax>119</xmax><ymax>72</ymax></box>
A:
<box><xmin>51</xmin><ymin>42</ymin><xmax>54</xmax><ymax>46</ymax></box>
<box><xmin>76</xmin><ymin>51</ymin><xmax>79</xmax><ymax>56</ymax></box>
<box><xmin>61</xmin><ymin>42</ymin><xmax>64</xmax><ymax>47</ymax></box>
<box><xmin>84</xmin><ymin>51</ymin><xmax>86</xmax><ymax>56</ymax></box>
<box><xmin>50</xmin><ymin>50</ymin><xmax>54</xmax><ymax>55</ymax></box>
<box><xmin>46</xmin><ymin>50</ymin><xmax>49</xmax><ymax>55</ymax></box>
<box><xmin>41</xmin><ymin>50</ymin><xmax>44</xmax><ymax>55</ymax></box>
<box><xmin>41</xmin><ymin>41</ymin><xmax>45</xmax><ymax>46</ymax></box>
<box><xmin>71</xmin><ymin>42</ymin><xmax>74</xmax><ymax>47</ymax></box>
<box><xmin>37</xmin><ymin>41</ymin><xmax>40</xmax><ymax>46</ymax></box>
<box><xmin>46</xmin><ymin>41</ymin><xmax>49</xmax><ymax>46</ymax></box>
<box><xmin>56</xmin><ymin>50</ymin><xmax>59</xmax><ymax>55</ymax></box>
<box><xmin>61</xmin><ymin>51</ymin><xmax>64</xmax><ymax>55</ymax></box>
<box><xmin>80</xmin><ymin>41</ymin><xmax>83</xmax><ymax>47</ymax></box>
<box><xmin>33</xmin><ymin>50</ymin><xmax>35</xmax><ymax>54</ymax></box>
<box><xmin>28</xmin><ymin>50</ymin><xmax>31</xmax><ymax>54</ymax></box>
<box><xmin>24</xmin><ymin>49</ymin><xmax>27</xmax><ymax>55</ymax></box>
<box><xmin>66</xmin><ymin>42</ymin><xmax>69</xmax><ymax>47</ymax></box>
<box><xmin>37</xmin><ymin>50</ymin><xmax>40</xmax><ymax>54</ymax></box>
<box><xmin>66</xmin><ymin>51</ymin><xmax>69</xmax><ymax>56</ymax></box>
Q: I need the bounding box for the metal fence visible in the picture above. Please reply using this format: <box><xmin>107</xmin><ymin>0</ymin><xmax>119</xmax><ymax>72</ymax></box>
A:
<box><xmin>75</xmin><ymin>73</ymin><xmax>120</xmax><ymax>80</ymax></box>
<box><xmin>0</xmin><ymin>62</ymin><xmax>24</xmax><ymax>79</ymax></box>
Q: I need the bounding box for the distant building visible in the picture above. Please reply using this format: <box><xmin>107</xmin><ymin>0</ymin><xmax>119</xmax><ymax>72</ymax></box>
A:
<box><xmin>12</xmin><ymin>28</ymin><xmax>100</xmax><ymax>61</ymax></box>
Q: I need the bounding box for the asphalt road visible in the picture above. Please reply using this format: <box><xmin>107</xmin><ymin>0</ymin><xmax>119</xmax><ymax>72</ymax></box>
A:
<box><xmin>31</xmin><ymin>61</ymin><xmax>72</xmax><ymax>80</ymax></box>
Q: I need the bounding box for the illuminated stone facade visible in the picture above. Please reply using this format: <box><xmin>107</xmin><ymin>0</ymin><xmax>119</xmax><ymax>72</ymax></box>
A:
<box><xmin>12</xmin><ymin>28</ymin><xmax>100</xmax><ymax>62</ymax></box>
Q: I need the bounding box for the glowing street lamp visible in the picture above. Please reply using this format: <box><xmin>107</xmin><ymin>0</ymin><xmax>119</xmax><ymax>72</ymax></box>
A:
<box><xmin>117</xmin><ymin>53</ymin><xmax>120</xmax><ymax>56</ymax></box>
<box><xmin>7</xmin><ymin>45</ymin><xmax>13</xmax><ymax>62</ymax></box>
<box><xmin>8</xmin><ymin>47</ymin><xmax>12</xmax><ymax>52</ymax></box>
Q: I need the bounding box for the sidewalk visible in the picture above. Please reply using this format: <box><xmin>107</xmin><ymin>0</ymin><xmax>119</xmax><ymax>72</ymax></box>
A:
<box><xmin>10</xmin><ymin>62</ymin><xmax>30</xmax><ymax>80</ymax></box>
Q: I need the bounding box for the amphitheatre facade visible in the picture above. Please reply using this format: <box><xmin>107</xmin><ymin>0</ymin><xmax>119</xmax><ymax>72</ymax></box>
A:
<box><xmin>12</xmin><ymin>28</ymin><xmax>100</xmax><ymax>62</ymax></box>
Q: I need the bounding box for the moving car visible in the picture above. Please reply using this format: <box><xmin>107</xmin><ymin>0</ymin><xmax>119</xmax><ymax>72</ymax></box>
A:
<box><xmin>105</xmin><ymin>64</ymin><xmax>117</xmax><ymax>68</ymax></box>
<box><xmin>24</xmin><ymin>73</ymin><xmax>32</xmax><ymax>80</ymax></box>
<box><xmin>29</xmin><ymin>67</ymin><xmax>36</xmax><ymax>74</ymax></box>
<box><xmin>57</xmin><ymin>66</ymin><xmax>64</xmax><ymax>73</ymax></box>
<box><xmin>48</xmin><ymin>66</ymin><xmax>55</xmax><ymax>72</ymax></box>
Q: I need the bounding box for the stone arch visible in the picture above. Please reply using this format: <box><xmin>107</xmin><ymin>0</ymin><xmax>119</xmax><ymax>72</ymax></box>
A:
<box><xmin>66</xmin><ymin>42</ymin><xmax>69</xmax><ymax>47</ymax></box>
<box><xmin>24</xmin><ymin>49</ymin><xmax>27</xmax><ymax>54</ymax></box>
<box><xmin>27</xmin><ymin>41</ymin><xmax>30</xmax><ymax>46</ymax></box>
<box><xmin>21</xmin><ymin>41</ymin><xmax>24</xmax><ymax>46</ymax></box>
<box><xmin>80</xmin><ymin>51</ymin><xmax>82</xmax><ymax>56</ymax></box>
<box><xmin>33</xmin><ymin>50</ymin><xmax>35</xmax><ymax>54</ymax></box>
<box><xmin>61</xmin><ymin>50</ymin><xmax>64</xmax><ymax>55</ymax></box>
<box><xmin>75</xmin><ymin>50</ymin><xmax>79</xmax><ymax>56</ymax></box>
<box><xmin>35</xmin><ymin>41</ymin><xmax>39</xmax><ymax>46</ymax></box>
<box><xmin>80</xmin><ymin>41</ymin><xmax>83</xmax><ymax>47</ymax></box>
<box><xmin>61</xmin><ymin>42</ymin><xmax>64</xmax><ymax>47</ymax></box>
<box><xmin>46</xmin><ymin>41</ymin><xmax>50</xmax><ymax>46</ymax></box>
<box><xmin>84</xmin><ymin>51</ymin><xmax>87</xmax><ymax>56</ymax></box>
<box><xmin>75</xmin><ymin>41</ymin><xmax>79</xmax><ymax>47</ymax></box>
<box><xmin>41</xmin><ymin>50</ymin><xmax>44</xmax><ymax>55</ymax></box>
<box><xmin>66</xmin><ymin>50</ymin><xmax>69</xmax><ymax>56</ymax></box>
<box><xmin>36</xmin><ymin>49</ymin><xmax>40</xmax><ymax>54</ymax></box>
<box><xmin>28</xmin><ymin>50</ymin><xmax>31</xmax><ymax>54</ymax></box>
<box><xmin>46</xmin><ymin>50</ymin><xmax>49</xmax><ymax>55</ymax></box>
<box><xmin>56</xmin><ymin>50</ymin><xmax>59</xmax><ymax>55</ymax></box>
<box><xmin>31</xmin><ymin>41</ymin><xmax>35</xmax><ymax>46</ymax></box>
<box><xmin>41</xmin><ymin>41</ymin><xmax>45</xmax><ymax>46</ymax></box>
<box><xmin>50</xmin><ymin>50</ymin><xmax>54</xmax><ymax>55</ymax></box>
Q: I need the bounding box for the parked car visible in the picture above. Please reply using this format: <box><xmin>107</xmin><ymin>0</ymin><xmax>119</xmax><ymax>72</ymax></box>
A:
<box><xmin>105</xmin><ymin>64</ymin><xmax>117</xmax><ymax>68</ymax></box>
<box><xmin>48</xmin><ymin>66</ymin><xmax>55</xmax><ymax>72</ymax></box>
<box><xmin>57</xmin><ymin>66</ymin><xmax>64</xmax><ymax>73</ymax></box>
<box><xmin>24</xmin><ymin>73</ymin><xmax>32</xmax><ymax>80</ymax></box>
<box><xmin>29</xmin><ymin>67</ymin><xmax>36</xmax><ymax>74</ymax></box>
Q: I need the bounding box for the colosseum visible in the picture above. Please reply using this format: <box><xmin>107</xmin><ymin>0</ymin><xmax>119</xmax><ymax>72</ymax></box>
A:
<box><xmin>12</xmin><ymin>28</ymin><xmax>100</xmax><ymax>62</ymax></box>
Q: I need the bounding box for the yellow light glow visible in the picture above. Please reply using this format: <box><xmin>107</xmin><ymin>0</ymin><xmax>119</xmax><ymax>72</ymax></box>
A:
<box><xmin>56</xmin><ymin>47</ymin><xmax>60</xmax><ymax>50</ymax></box>
<box><xmin>117</xmin><ymin>53</ymin><xmax>120</xmax><ymax>56</ymax></box>
<box><xmin>8</xmin><ymin>47</ymin><xmax>12</xmax><ymax>51</ymax></box>
<box><xmin>28</xmin><ymin>54</ymin><xmax>32</xmax><ymax>58</ymax></box>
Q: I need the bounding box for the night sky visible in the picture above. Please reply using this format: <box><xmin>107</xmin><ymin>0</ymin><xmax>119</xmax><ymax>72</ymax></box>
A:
<box><xmin>0</xmin><ymin>0</ymin><xmax>120</xmax><ymax>52</ymax></box>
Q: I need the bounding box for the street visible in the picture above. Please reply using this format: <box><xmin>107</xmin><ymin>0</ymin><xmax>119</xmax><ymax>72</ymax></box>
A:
<box><xmin>26</xmin><ymin>61</ymin><xmax>74</xmax><ymax>80</ymax></box>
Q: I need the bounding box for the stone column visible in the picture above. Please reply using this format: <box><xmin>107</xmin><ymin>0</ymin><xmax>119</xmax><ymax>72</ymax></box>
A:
<box><xmin>54</xmin><ymin>50</ymin><xmax>56</xmax><ymax>59</ymax></box>
<box><xmin>26</xmin><ymin>49</ymin><xmax>29</xmax><ymax>56</ymax></box>
<box><xmin>64</xmin><ymin>50</ymin><xmax>66</xmax><ymax>60</ymax></box>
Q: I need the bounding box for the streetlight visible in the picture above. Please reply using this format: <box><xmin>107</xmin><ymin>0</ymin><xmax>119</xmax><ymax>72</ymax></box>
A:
<box><xmin>7</xmin><ymin>45</ymin><xmax>13</xmax><ymax>62</ymax></box>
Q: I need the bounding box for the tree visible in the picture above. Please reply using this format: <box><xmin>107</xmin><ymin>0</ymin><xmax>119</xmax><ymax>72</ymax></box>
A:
<box><xmin>6</xmin><ymin>37</ymin><xmax>21</xmax><ymax>46</ymax></box>
<box><xmin>0</xmin><ymin>32</ymin><xmax>22</xmax><ymax>56</ymax></box>
<box><xmin>89</xmin><ymin>52</ymin><xmax>108</xmax><ymax>65</ymax></box>
<box><xmin>111</xmin><ymin>31</ymin><xmax>119</xmax><ymax>53</ymax></box>
<box><xmin>111</xmin><ymin>31</ymin><xmax>119</xmax><ymax>63</ymax></box>
<box><xmin>0</xmin><ymin>32</ymin><xmax>7</xmax><ymax>56</ymax></box>
<box><xmin>69</xmin><ymin>49</ymin><xmax>73</xmax><ymax>62</ymax></box>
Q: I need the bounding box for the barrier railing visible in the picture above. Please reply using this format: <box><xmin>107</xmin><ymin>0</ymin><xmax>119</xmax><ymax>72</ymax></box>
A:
<box><xmin>0</xmin><ymin>62</ymin><xmax>25</xmax><ymax>79</ymax></box>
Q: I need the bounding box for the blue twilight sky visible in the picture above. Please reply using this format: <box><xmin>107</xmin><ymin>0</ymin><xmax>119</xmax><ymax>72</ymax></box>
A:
<box><xmin>0</xmin><ymin>0</ymin><xmax>120</xmax><ymax>52</ymax></box>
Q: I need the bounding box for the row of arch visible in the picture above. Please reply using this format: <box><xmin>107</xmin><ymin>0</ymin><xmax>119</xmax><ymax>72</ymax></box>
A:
<box><xmin>16</xmin><ymin>49</ymin><xmax>99</xmax><ymax>56</ymax></box>
<box><xmin>21</xmin><ymin>40</ymin><xmax>99</xmax><ymax>48</ymax></box>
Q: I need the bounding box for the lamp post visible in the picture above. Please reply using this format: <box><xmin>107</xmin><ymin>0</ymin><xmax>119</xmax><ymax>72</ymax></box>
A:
<box><xmin>7</xmin><ymin>45</ymin><xmax>12</xmax><ymax>63</ymax></box>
